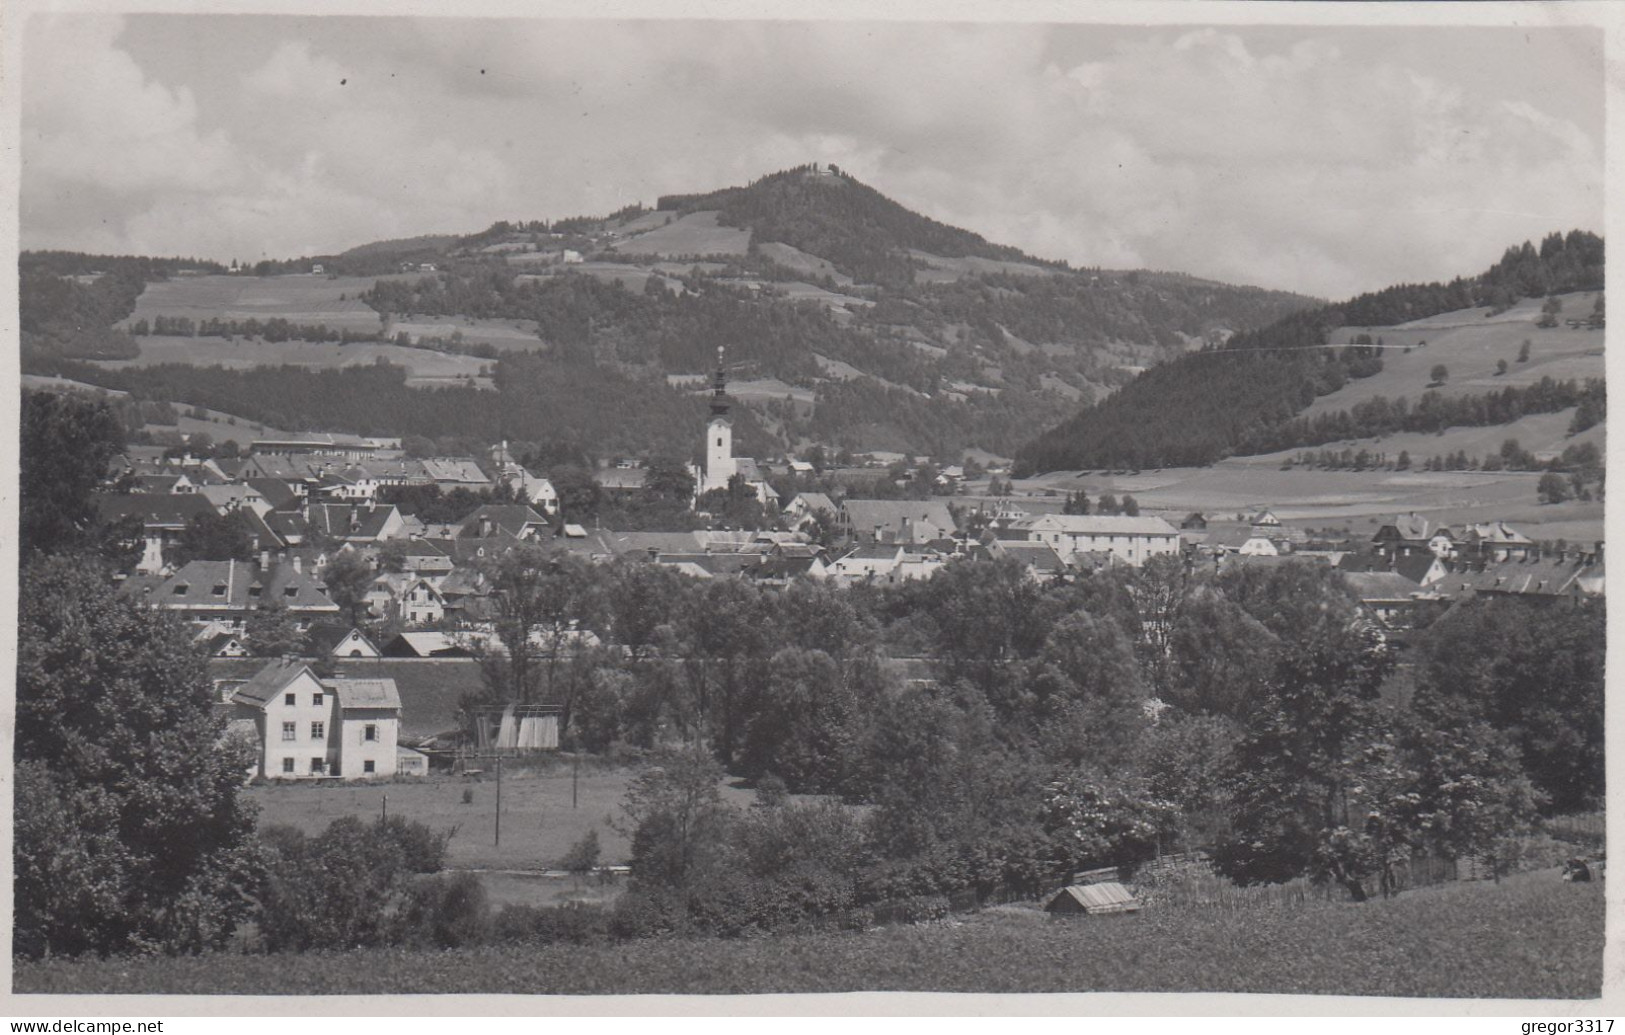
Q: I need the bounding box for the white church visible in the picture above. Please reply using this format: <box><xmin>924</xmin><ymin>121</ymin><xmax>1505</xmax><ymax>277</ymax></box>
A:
<box><xmin>691</xmin><ymin>347</ymin><xmax>778</xmax><ymax>509</ymax></box>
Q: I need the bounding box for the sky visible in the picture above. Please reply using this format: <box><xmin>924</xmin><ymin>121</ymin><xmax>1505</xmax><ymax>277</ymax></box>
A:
<box><xmin>18</xmin><ymin>13</ymin><xmax>1607</xmax><ymax>299</ymax></box>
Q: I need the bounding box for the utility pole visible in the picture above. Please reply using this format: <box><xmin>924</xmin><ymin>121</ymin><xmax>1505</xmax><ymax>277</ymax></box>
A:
<box><xmin>572</xmin><ymin>751</ymin><xmax>580</xmax><ymax>809</ymax></box>
<box><xmin>494</xmin><ymin>755</ymin><xmax>503</xmax><ymax>847</ymax></box>
<box><xmin>381</xmin><ymin>794</ymin><xmax>388</xmax><ymax>824</ymax></box>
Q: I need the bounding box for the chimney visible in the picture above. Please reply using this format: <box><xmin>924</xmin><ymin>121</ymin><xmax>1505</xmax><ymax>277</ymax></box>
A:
<box><xmin>349</xmin><ymin>504</ymin><xmax>360</xmax><ymax>531</ymax></box>
<box><xmin>259</xmin><ymin>550</ymin><xmax>271</xmax><ymax>570</ymax></box>
<box><xmin>292</xmin><ymin>555</ymin><xmax>302</xmax><ymax>574</ymax></box>
<box><xmin>479</xmin><ymin>516</ymin><xmax>493</xmax><ymax>538</ymax></box>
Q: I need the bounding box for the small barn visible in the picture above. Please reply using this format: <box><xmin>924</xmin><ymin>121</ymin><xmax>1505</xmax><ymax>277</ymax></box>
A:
<box><xmin>1045</xmin><ymin>882</ymin><xmax>1141</xmax><ymax>917</ymax></box>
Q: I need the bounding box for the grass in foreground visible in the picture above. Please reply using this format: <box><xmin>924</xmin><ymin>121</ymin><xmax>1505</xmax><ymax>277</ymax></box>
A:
<box><xmin>15</xmin><ymin>870</ymin><xmax>1602</xmax><ymax>998</ymax></box>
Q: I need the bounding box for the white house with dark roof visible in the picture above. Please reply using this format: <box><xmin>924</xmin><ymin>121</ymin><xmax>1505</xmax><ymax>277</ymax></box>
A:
<box><xmin>229</xmin><ymin>659</ymin><xmax>408</xmax><ymax>779</ymax></box>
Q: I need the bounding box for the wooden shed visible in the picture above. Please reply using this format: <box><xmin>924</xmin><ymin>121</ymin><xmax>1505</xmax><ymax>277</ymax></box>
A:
<box><xmin>1045</xmin><ymin>882</ymin><xmax>1141</xmax><ymax>916</ymax></box>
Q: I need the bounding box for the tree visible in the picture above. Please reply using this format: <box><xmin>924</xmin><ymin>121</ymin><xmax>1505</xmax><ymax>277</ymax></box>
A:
<box><xmin>1537</xmin><ymin>471</ymin><xmax>1572</xmax><ymax>504</ymax></box>
<box><xmin>1395</xmin><ymin>450</ymin><xmax>1411</xmax><ymax>471</ymax></box>
<box><xmin>322</xmin><ymin>550</ymin><xmax>376</xmax><ymax>626</ymax></box>
<box><xmin>15</xmin><ymin>556</ymin><xmax>262</xmax><ymax>957</ymax></box>
<box><xmin>1096</xmin><ymin>493</ymin><xmax>1119</xmax><ymax>515</ymax></box>
<box><xmin>1429</xmin><ymin>364</ymin><xmax>1448</xmax><ymax>386</ymax></box>
<box><xmin>20</xmin><ymin>390</ymin><xmax>126</xmax><ymax>559</ymax></box>
<box><xmin>643</xmin><ymin>454</ymin><xmax>696</xmax><ymax>505</ymax></box>
<box><xmin>1121</xmin><ymin>494</ymin><xmax>1140</xmax><ymax>516</ymax></box>
<box><xmin>617</xmin><ymin>748</ymin><xmax>734</xmax><ymax>895</ymax></box>
<box><xmin>172</xmin><ymin>510</ymin><xmax>254</xmax><ymax>566</ymax></box>
<box><xmin>1062</xmin><ymin>490</ymin><xmax>1091</xmax><ymax>515</ymax></box>
<box><xmin>1495</xmin><ymin>359</ymin><xmax>1508</xmax><ymax>376</ymax></box>
<box><xmin>1517</xmin><ymin>339</ymin><xmax>1532</xmax><ymax>363</ymax></box>
<box><xmin>547</xmin><ymin>464</ymin><xmax>603</xmax><ymax>521</ymax></box>
<box><xmin>476</xmin><ymin>545</ymin><xmax>600</xmax><ymax>716</ymax></box>
<box><xmin>1212</xmin><ymin>615</ymin><xmax>1397</xmax><ymax>901</ymax></box>
<box><xmin>244</xmin><ymin>601</ymin><xmax>305</xmax><ymax>657</ymax></box>
<box><xmin>1413</xmin><ymin>598</ymin><xmax>1604</xmax><ymax>814</ymax></box>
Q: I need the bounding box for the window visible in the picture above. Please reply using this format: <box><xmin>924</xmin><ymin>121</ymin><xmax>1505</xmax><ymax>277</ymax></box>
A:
<box><xmin>212</xmin><ymin>584</ymin><xmax>227</xmax><ymax>597</ymax></box>
<box><xmin>284</xmin><ymin>693</ymin><xmax>296</xmax><ymax>706</ymax></box>
<box><xmin>717</xmin><ymin>437</ymin><xmax>723</xmax><ymax>448</ymax></box>
<box><xmin>285</xmin><ymin>586</ymin><xmax>298</xmax><ymax>598</ymax></box>
<box><xmin>364</xmin><ymin>724</ymin><xmax>377</xmax><ymax>742</ymax></box>
<box><xmin>282</xmin><ymin>757</ymin><xmax>296</xmax><ymax>774</ymax></box>
<box><xmin>281</xmin><ymin>721</ymin><xmax>297</xmax><ymax>742</ymax></box>
<box><xmin>171</xmin><ymin>583</ymin><xmax>189</xmax><ymax>595</ymax></box>
<box><xmin>310</xmin><ymin>757</ymin><xmax>325</xmax><ymax>774</ymax></box>
<box><xmin>310</xmin><ymin>721</ymin><xmax>325</xmax><ymax>740</ymax></box>
<box><xmin>363</xmin><ymin>760</ymin><xmax>376</xmax><ymax>774</ymax></box>
<box><xmin>312</xmin><ymin>693</ymin><xmax>323</xmax><ymax>706</ymax></box>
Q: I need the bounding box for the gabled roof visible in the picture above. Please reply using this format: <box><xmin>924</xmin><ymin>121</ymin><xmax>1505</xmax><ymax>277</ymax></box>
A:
<box><xmin>420</xmin><ymin>458</ymin><xmax>490</xmax><ymax>485</ymax></box>
<box><xmin>305</xmin><ymin>623</ymin><xmax>380</xmax><ymax>657</ymax></box>
<box><xmin>306</xmin><ymin>503</ymin><xmax>400</xmax><ymax>541</ymax></box>
<box><xmin>157</xmin><ymin>559</ymin><xmax>339</xmax><ymax>613</ymax></box>
<box><xmin>96</xmin><ymin>493</ymin><xmax>216</xmax><ymax>530</ymax></box>
<box><xmin>1016</xmin><ymin>514</ymin><xmax>1180</xmax><ymax>537</ymax></box>
<box><xmin>230</xmin><ymin>658</ymin><xmax>318</xmax><ymax>706</ymax></box>
<box><xmin>1344</xmin><ymin>571</ymin><xmax>1428</xmax><ymax>602</ymax></box>
<box><xmin>457</xmin><ymin>504</ymin><xmax>550</xmax><ymax>540</ymax></box>
<box><xmin>840</xmin><ymin>499</ymin><xmax>958</xmax><ymax>534</ymax></box>
<box><xmin>1459</xmin><ymin>521</ymin><xmax>1534</xmax><ymax>546</ymax></box>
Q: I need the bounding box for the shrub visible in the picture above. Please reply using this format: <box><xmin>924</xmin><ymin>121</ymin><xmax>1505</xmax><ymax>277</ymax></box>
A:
<box><xmin>558</xmin><ymin>830</ymin><xmax>601</xmax><ymax>873</ymax></box>
<box><xmin>755</xmin><ymin>774</ymin><xmax>789</xmax><ymax>808</ymax></box>
<box><xmin>397</xmin><ymin>872</ymin><xmax>491</xmax><ymax>948</ymax></box>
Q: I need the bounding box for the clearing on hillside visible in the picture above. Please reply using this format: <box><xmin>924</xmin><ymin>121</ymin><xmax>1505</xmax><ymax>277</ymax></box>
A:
<box><xmin>609</xmin><ymin>210</ymin><xmax>752</xmax><ymax>257</ymax></box>
<box><xmin>1310</xmin><ymin>291</ymin><xmax>1603</xmax><ymax>419</ymax></box>
<box><xmin>120</xmin><ymin>274</ymin><xmax>417</xmax><ymax>335</ymax></box>
<box><xmin>96</xmin><ymin>336</ymin><xmax>492</xmax><ymax>387</ymax></box>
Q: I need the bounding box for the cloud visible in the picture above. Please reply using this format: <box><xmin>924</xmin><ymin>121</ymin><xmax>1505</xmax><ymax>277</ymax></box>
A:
<box><xmin>19</xmin><ymin>18</ymin><xmax>1603</xmax><ymax>298</ymax></box>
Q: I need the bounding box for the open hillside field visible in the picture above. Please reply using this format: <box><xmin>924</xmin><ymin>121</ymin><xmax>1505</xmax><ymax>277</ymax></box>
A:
<box><xmin>20</xmin><ymin>373</ymin><xmax>129</xmax><ymax>398</ymax></box>
<box><xmin>94</xmin><ymin>336</ymin><xmax>492</xmax><ymax>388</ymax></box>
<box><xmin>1305</xmin><ymin>291</ymin><xmax>1603</xmax><ymax>419</ymax></box>
<box><xmin>386</xmin><ymin>315</ymin><xmax>546</xmax><ymax>352</ymax></box>
<box><xmin>608</xmin><ymin>210</ymin><xmax>751</xmax><ymax>257</ymax></box>
<box><xmin>244</xmin><ymin>766</ymin><xmax>758</xmax><ymax>873</ymax></box>
<box><xmin>118</xmin><ymin>274</ymin><xmax>417</xmax><ymax>335</ymax></box>
<box><xmin>151</xmin><ymin>406</ymin><xmax>287</xmax><ymax>447</ymax></box>
<box><xmin>1015</xmin><ymin>463</ymin><xmax>1601</xmax><ymax>542</ymax></box>
<box><xmin>758</xmin><ymin>241</ymin><xmax>855</xmax><ymax>285</ymax></box>
<box><xmin>16</xmin><ymin>871</ymin><xmax>1601</xmax><ymax>998</ymax></box>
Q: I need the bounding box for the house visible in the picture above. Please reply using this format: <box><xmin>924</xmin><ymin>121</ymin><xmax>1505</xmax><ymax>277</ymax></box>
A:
<box><xmin>826</xmin><ymin>543</ymin><xmax>945</xmax><ymax>584</ymax></box>
<box><xmin>1372</xmin><ymin>513</ymin><xmax>1455</xmax><ymax>559</ymax></box>
<box><xmin>1247</xmin><ymin>509</ymin><xmax>1282</xmax><ymax>528</ymax></box>
<box><xmin>489</xmin><ymin>442</ymin><xmax>559</xmax><ymax>513</ymax></box>
<box><xmin>783</xmin><ymin>491</ymin><xmax>838</xmax><ymax>530</ymax></box>
<box><xmin>457</xmin><ymin>504</ymin><xmax>551</xmax><ymax>541</ymax></box>
<box><xmin>96</xmin><ymin>493</ymin><xmax>217</xmax><ymax>574</ymax></box>
<box><xmin>420</xmin><ymin>457</ymin><xmax>491</xmax><ymax>491</ymax></box>
<box><xmin>1006</xmin><ymin>514</ymin><xmax>1181</xmax><ymax>567</ymax></box>
<box><xmin>1180</xmin><ymin>512</ymin><xmax>1209</xmax><ymax>531</ymax></box>
<box><xmin>393</xmin><ymin>576</ymin><xmax>447</xmax><ymax>626</ymax></box>
<box><xmin>1339</xmin><ymin>550</ymin><xmax>1448</xmax><ymax>587</ymax></box>
<box><xmin>838</xmin><ymin>499</ymin><xmax>958</xmax><ymax>544</ymax></box>
<box><xmin>989</xmin><ymin>540</ymin><xmax>1071</xmax><ymax>582</ymax></box>
<box><xmin>198</xmin><ymin>483</ymin><xmax>272</xmax><ymax>517</ymax></box>
<box><xmin>1456</xmin><ymin>522</ymin><xmax>1537</xmax><ymax>563</ymax></box>
<box><xmin>304</xmin><ymin>502</ymin><xmax>406</xmax><ymax>544</ymax></box>
<box><xmin>305</xmin><ymin>623</ymin><xmax>382</xmax><ymax>659</ymax></box>
<box><xmin>194</xmin><ymin>621</ymin><xmax>251</xmax><ymax>658</ymax></box>
<box><xmin>1343</xmin><ymin>571</ymin><xmax>1444</xmax><ymax>633</ymax></box>
<box><xmin>228</xmin><ymin>659</ymin><xmax>408</xmax><ymax>779</ymax></box>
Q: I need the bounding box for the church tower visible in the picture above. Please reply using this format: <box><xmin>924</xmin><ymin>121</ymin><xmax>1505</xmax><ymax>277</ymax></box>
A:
<box><xmin>703</xmin><ymin>346</ymin><xmax>737</xmax><ymax>493</ymax></box>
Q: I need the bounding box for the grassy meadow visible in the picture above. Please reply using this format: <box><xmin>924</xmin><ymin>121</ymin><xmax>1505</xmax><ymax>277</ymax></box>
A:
<box><xmin>244</xmin><ymin>764</ymin><xmax>759</xmax><ymax>872</ymax></box>
<box><xmin>607</xmin><ymin>210</ymin><xmax>752</xmax><ymax>257</ymax></box>
<box><xmin>14</xmin><ymin>870</ymin><xmax>1602</xmax><ymax>998</ymax></box>
<box><xmin>1308</xmin><ymin>291</ymin><xmax>1603</xmax><ymax>419</ymax></box>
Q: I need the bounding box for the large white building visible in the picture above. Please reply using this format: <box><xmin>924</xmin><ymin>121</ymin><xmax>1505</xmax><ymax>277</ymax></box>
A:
<box><xmin>1008</xmin><ymin>514</ymin><xmax>1182</xmax><ymax>567</ymax></box>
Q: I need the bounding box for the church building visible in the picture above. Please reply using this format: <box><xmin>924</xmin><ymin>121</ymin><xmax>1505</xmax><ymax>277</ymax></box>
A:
<box><xmin>691</xmin><ymin>347</ymin><xmax>778</xmax><ymax>508</ymax></box>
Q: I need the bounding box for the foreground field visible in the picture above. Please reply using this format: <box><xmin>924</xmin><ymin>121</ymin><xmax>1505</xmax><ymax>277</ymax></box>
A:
<box><xmin>14</xmin><ymin>871</ymin><xmax>1601</xmax><ymax>998</ymax></box>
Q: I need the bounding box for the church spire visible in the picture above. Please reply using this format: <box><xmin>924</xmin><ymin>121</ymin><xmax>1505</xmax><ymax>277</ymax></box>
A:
<box><xmin>710</xmin><ymin>345</ymin><xmax>730</xmax><ymax>417</ymax></box>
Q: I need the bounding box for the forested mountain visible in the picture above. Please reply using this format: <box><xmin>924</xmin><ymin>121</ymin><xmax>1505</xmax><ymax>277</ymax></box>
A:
<box><xmin>20</xmin><ymin>166</ymin><xmax>1316</xmax><ymax>461</ymax></box>
<box><xmin>1015</xmin><ymin>230</ymin><xmax>1605</xmax><ymax>474</ymax></box>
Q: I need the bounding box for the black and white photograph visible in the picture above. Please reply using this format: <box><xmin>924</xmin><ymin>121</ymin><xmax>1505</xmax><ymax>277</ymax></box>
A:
<box><xmin>4</xmin><ymin>0</ymin><xmax>1615</xmax><ymax>1011</ymax></box>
